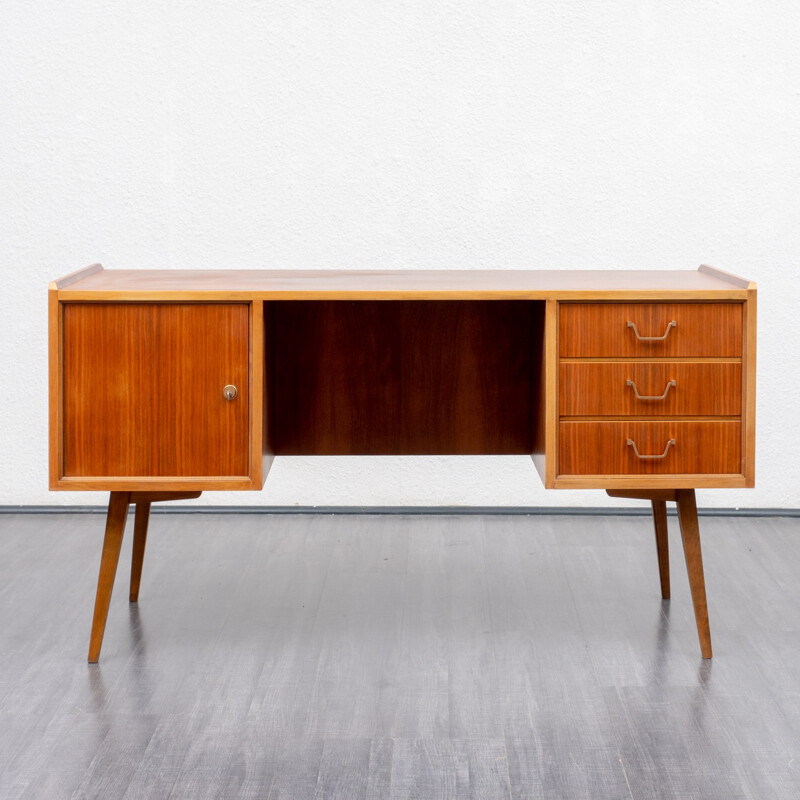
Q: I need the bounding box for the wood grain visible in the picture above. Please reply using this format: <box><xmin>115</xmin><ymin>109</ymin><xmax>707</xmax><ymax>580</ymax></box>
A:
<box><xmin>128</xmin><ymin>491</ymin><xmax>203</xmax><ymax>603</ymax></box>
<box><xmin>556</xmin><ymin>473</ymin><xmax>747</xmax><ymax>489</ymax></box>
<box><xmin>55</xmin><ymin>475</ymin><xmax>258</xmax><ymax>491</ymax></box>
<box><xmin>606</xmin><ymin>489</ymin><xmax>677</xmax><ymax>501</ymax></box>
<box><xmin>260</xmin><ymin>301</ymin><xmax>274</xmax><ymax>487</ymax></box>
<box><xmin>559</xmin><ymin>302</ymin><xmax>743</xmax><ymax>358</ymax></box>
<box><xmin>48</xmin><ymin>287</ymin><xmax>63</xmax><ymax>488</ymax></box>
<box><xmin>559</xmin><ymin>361</ymin><xmax>742</xmax><ymax>416</ymax></box>
<box><xmin>49</xmin><ymin>267</ymin><xmax>756</xmax><ymax>495</ymax></box>
<box><xmin>651</xmin><ymin>499</ymin><xmax>671</xmax><ymax>599</ymax></box>
<box><xmin>63</xmin><ymin>303</ymin><xmax>251</xmax><ymax>478</ymax></box>
<box><xmin>698</xmin><ymin>263</ymin><xmax>753</xmax><ymax>288</ymax></box>
<box><xmin>52</xmin><ymin>266</ymin><xmax>753</xmax><ymax>301</ymax></box>
<box><xmin>49</xmin><ymin>262</ymin><xmax>103</xmax><ymax>289</ymax></box>
<box><xmin>128</xmin><ymin>491</ymin><xmax>203</xmax><ymax>503</ymax></box>
<box><xmin>532</xmin><ymin>300</ymin><xmax>557</xmax><ymax>487</ymax></box>
<box><xmin>270</xmin><ymin>301</ymin><xmax>535</xmax><ymax>455</ymax></box>
<box><xmin>88</xmin><ymin>491</ymin><xmax>130</xmax><ymax>662</ymax></box>
<box><xmin>676</xmin><ymin>489</ymin><xmax>713</xmax><ymax>658</ymax></box>
<box><xmin>129</xmin><ymin>501</ymin><xmax>150</xmax><ymax>603</ymax></box>
<box><xmin>743</xmin><ymin>288</ymin><xmax>757</xmax><ymax>486</ymax></box>
<box><xmin>559</xmin><ymin>420</ymin><xmax>741</xmax><ymax>476</ymax></box>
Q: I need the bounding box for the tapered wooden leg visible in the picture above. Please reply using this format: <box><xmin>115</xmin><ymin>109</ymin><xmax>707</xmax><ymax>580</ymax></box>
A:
<box><xmin>675</xmin><ymin>489</ymin><xmax>712</xmax><ymax>659</ymax></box>
<box><xmin>129</xmin><ymin>501</ymin><xmax>151</xmax><ymax>603</ymax></box>
<box><xmin>651</xmin><ymin>499</ymin><xmax>670</xmax><ymax>599</ymax></box>
<box><xmin>88</xmin><ymin>491</ymin><xmax>131</xmax><ymax>663</ymax></box>
<box><xmin>608</xmin><ymin>489</ymin><xmax>676</xmax><ymax>600</ymax></box>
<box><xmin>126</xmin><ymin>491</ymin><xmax>200</xmax><ymax>605</ymax></box>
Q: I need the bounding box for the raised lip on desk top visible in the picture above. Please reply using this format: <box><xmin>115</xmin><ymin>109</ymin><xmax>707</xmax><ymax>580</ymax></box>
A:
<box><xmin>51</xmin><ymin>264</ymin><xmax>756</xmax><ymax>300</ymax></box>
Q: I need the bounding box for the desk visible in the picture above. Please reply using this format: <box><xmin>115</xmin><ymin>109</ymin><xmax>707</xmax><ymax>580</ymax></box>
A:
<box><xmin>49</xmin><ymin>265</ymin><xmax>756</xmax><ymax>661</ymax></box>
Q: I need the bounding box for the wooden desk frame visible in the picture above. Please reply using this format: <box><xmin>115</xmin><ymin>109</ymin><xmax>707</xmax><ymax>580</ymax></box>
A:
<box><xmin>49</xmin><ymin>265</ymin><xmax>756</xmax><ymax>661</ymax></box>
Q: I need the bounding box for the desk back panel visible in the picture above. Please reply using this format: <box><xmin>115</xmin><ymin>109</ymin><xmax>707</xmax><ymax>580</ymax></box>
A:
<box><xmin>269</xmin><ymin>300</ymin><xmax>541</xmax><ymax>455</ymax></box>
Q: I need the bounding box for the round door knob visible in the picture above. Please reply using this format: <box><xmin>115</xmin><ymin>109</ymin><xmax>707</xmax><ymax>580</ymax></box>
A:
<box><xmin>223</xmin><ymin>385</ymin><xmax>238</xmax><ymax>401</ymax></box>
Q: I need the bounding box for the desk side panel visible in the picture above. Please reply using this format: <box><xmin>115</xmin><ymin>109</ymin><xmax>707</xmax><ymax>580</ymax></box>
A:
<box><xmin>743</xmin><ymin>288</ymin><xmax>757</xmax><ymax>486</ymax></box>
<box><xmin>259</xmin><ymin>300</ymin><xmax>275</xmax><ymax>487</ymax></box>
<box><xmin>531</xmin><ymin>299</ymin><xmax>557</xmax><ymax>487</ymax></box>
<box><xmin>48</xmin><ymin>288</ymin><xmax>63</xmax><ymax>488</ymax></box>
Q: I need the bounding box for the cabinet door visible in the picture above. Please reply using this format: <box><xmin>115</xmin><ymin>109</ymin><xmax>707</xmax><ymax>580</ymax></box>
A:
<box><xmin>63</xmin><ymin>303</ymin><xmax>250</xmax><ymax>479</ymax></box>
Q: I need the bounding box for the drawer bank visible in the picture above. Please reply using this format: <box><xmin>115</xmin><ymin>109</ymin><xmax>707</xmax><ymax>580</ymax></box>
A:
<box><xmin>48</xmin><ymin>265</ymin><xmax>756</xmax><ymax>661</ymax></box>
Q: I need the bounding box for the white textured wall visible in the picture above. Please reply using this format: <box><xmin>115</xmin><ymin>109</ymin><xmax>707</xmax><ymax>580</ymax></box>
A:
<box><xmin>1</xmin><ymin>1</ymin><xmax>798</xmax><ymax>508</ymax></box>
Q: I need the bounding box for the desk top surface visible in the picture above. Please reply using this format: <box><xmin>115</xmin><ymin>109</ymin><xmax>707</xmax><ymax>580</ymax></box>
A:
<box><xmin>52</xmin><ymin>265</ymin><xmax>754</xmax><ymax>300</ymax></box>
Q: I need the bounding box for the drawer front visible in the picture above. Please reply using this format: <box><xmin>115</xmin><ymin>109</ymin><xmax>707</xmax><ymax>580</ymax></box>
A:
<box><xmin>559</xmin><ymin>303</ymin><xmax>743</xmax><ymax>358</ymax></box>
<box><xmin>559</xmin><ymin>421</ymin><xmax>741</xmax><ymax>475</ymax></box>
<box><xmin>559</xmin><ymin>362</ymin><xmax>742</xmax><ymax>417</ymax></box>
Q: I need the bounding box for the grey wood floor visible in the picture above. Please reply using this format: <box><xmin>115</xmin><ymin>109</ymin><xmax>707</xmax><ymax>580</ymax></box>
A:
<box><xmin>1</xmin><ymin>511</ymin><xmax>799</xmax><ymax>799</ymax></box>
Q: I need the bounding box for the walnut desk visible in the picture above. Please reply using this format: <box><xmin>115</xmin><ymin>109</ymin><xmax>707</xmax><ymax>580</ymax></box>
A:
<box><xmin>48</xmin><ymin>265</ymin><xmax>756</xmax><ymax>661</ymax></box>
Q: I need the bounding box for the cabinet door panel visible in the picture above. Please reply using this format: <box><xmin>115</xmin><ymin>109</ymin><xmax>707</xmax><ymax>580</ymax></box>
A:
<box><xmin>63</xmin><ymin>303</ymin><xmax>249</xmax><ymax>477</ymax></box>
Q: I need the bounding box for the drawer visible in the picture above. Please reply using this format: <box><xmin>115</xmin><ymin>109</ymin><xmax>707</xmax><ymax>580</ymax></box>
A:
<box><xmin>559</xmin><ymin>362</ymin><xmax>742</xmax><ymax>416</ymax></box>
<box><xmin>559</xmin><ymin>420</ymin><xmax>741</xmax><ymax>475</ymax></box>
<box><xmin>559</xmin><ymin>303</ymin><xmax>743</xmax><ymax>358</ymax></box>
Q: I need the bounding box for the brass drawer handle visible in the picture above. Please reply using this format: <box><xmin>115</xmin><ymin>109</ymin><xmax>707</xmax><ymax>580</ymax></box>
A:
<box><xmin>626</xmin><ymin>379</ymin><xmax>676</xmax><ymax>401</ymax></box>
<box><xmin>223</xmin><ymin>385</ymin><xmax>238</xmax><ymax>401</ymax></box>
<box><xmin>627</xmin><ymin>320</ymin><xmax>677</xmax><ymax>341</ymax></box>
<box><xmin>627</xmin><ymin>438</ymin><xmax>675</xmax><ymax>459</ymax></box>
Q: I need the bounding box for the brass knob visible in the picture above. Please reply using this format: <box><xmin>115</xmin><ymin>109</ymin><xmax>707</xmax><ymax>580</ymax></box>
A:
<box><xmin>223</xmin><ymin>385</ymin><xmax>238</xmax><ymax>401</ymax></box>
